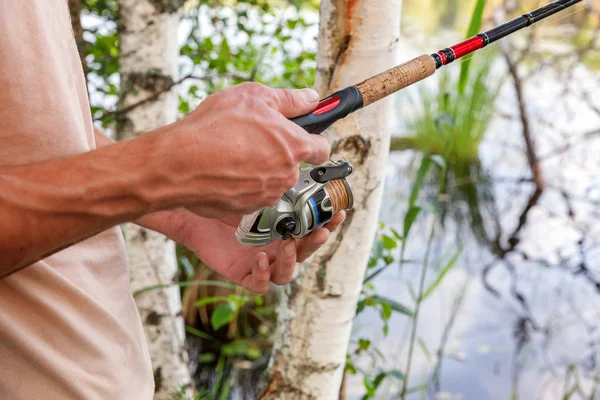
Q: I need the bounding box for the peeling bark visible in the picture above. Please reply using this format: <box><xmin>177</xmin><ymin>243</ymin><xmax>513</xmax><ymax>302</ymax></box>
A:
<box><xmin>118</xmin><ymin>0</ymin><xmax>192</xmax><ymax>398</ymax></box>
<box><xmin>263</xmin><ymin>1</ymin><xmax>403</xmax><ymax>398</ymax></box>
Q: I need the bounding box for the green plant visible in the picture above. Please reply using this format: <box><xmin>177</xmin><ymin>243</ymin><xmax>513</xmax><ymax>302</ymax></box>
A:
<box><xmin>401</xmin><ymin>55</ymin><xmax>502</xmax><ymax>245</ymax></box>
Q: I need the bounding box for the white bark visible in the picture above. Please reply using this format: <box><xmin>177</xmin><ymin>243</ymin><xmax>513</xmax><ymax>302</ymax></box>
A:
<box><xmin>263</xmin><ymin>1</ymin><xmax>402</xmax><ymax>399</ymax></box>
<box><xmin>118</xmin><ymin>1</ymin><xmax>192</xmax><ymax>398</ymax></box>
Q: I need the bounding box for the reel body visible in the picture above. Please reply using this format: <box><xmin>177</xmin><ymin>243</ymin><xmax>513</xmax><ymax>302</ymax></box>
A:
<box><xmin>236</xmin><ymin>161</ymin><xmax>354</xmax><ymax>247</ymax></box>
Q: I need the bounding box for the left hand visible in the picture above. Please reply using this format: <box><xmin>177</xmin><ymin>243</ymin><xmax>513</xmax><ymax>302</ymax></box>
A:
<box><xmin>149</xmin><ymin>209</ymin><xmax>346</xmax><ymax>294</ymax></box>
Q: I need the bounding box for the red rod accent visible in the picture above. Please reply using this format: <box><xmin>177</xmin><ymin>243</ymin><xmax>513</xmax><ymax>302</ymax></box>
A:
<box><xmin>437</xmin><ymin>51</ymin><xmax>448</xmax><ymax>65</ymax></box>
<box><xmin>312</xmin><ymin>96</ymin><xmax>341</xmax><ymax>115</ymax></box>
<box><xmin>450</xmin><ymin>35</ymin><xmax>485</xmax><ymax>60</ymax></box>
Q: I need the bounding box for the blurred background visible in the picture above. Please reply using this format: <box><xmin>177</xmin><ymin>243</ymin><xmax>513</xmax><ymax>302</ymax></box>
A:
<box><xmin>77</xmin><ymin>0</ymin><xmax>599</xmax><ymax>398</ymax></box>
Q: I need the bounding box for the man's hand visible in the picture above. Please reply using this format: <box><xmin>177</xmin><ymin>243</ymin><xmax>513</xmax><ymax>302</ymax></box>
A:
<box><xmin>144</xmin><ymin>208</ymin><xmax>346</xmax><ymax>294</ymax></box>
<box><xmin>163</xmin><ymin>82</ymin><xmax>331</xmax><ymax>218</ymax></box>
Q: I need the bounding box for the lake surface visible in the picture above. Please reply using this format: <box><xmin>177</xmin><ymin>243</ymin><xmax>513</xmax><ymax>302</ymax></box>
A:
<box><xmin>348</xmin><ymin>2</ymin><xmax>600</xmax><ymax>399</ymax></box>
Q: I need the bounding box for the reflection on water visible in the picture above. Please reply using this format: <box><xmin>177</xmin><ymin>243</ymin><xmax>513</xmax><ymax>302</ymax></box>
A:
<box><xmin>349</xmin><ymin>2</ymin><xmax>600</xmax><ymax>399</ymax></box>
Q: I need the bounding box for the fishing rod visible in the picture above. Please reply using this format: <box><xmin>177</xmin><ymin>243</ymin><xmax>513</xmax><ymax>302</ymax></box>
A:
<box><xmin>235</xmin><ymin>0</ymin><xmax>584</xmax><ymax>247</ymax></box>
<box><xmin>292</xmin><ymin>0</ymin><xmax>584</xmax><ymax>134</ymax></box>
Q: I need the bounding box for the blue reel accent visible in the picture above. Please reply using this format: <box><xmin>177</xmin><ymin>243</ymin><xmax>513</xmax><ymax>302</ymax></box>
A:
<box><xmin>308</xmin><ymin>197</ymin><xmax>322</xmax><ymax>227</ymax></box>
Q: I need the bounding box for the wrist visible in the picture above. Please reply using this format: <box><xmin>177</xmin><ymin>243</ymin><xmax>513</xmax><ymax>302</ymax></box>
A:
<box><xmin>134</xmin><ymin>208</ymin><xmax>189</xmax><ymax>243</ymax></box>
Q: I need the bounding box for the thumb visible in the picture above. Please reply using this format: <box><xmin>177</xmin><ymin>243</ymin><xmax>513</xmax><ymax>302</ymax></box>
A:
<box><xmin>272</xmin><ymin>88</ymin><xmax>320</xmax><ymax>118</ymax></box>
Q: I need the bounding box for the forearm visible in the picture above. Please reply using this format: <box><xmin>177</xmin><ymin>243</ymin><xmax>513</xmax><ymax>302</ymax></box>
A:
<box><xmin>93</xmin><ymin>127</ymin><xmax>177</xmax><ymax>235</ymax></box>
<box><xmin>0</xmin><ymin>128</ymin><xmax>181</xmax><ymax>277</ymax></box>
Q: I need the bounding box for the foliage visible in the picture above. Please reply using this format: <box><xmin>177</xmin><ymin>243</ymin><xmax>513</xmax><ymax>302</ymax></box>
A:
<box><xmin>82</xmin><ymin>0</ymin><xmax>318</xmax><ymax>132</ymax></box>
<box><xmin>346</xmin><ymin>154</ymin><xmax>462</xmax><ymax>399</ymax></box>
<box><xmin>402</xmin><ymin>56</ymin><xmax>501</xmax><ymax>245</ymax></box>
<box><xmin>347</xmin><ymin>4</ymin><xmax>492</xmax><ymax>396</ymax></box>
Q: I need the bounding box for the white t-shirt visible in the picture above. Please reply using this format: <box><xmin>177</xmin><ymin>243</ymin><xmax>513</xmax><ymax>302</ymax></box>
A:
<box><xmin>0</xmin><ymin>1</ymin><xmax>154</xmax><ymax>398</ymax></box>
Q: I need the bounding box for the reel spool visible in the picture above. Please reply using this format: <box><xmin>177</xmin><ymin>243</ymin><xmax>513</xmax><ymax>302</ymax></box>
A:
<box><xmin>236</xmin><ymin>160</ymin><xmax>354</xmax><ymax>247</ymax></box>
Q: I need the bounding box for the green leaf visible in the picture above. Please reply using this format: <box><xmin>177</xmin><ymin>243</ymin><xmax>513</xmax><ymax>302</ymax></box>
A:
<box><xmin>210</xmin><ymin>302</ymin><xmax>236</xmax><ymax>330</ymax></box>
<box><xmin>185</xmin><ymin>326</ymin><xmax>213</xmax><ymax>340</ymax></box>
<box><xmin>381</xmin><ymin>234</ymin><xmax>397</xmax><ymax>250</ymax></box>
<box><xmin>420</xmin><ymin>250</ymin><xmax>461</xmax><ymax>302</ymax></box>
<box><xmin>459</xmin><ymin>0</ymin><xmax>487</xmax><ymax>94</ymax></box>
<box><xmin>417</xmin><ymin>337</ymin><xmax>432</xmax><ymax>361</ymax></box>
<box><xmin>403</xmin><ymin>206</ymin><xmax>422</xmax><ymax>238</ymax></box>
<box><xmin>345</xmin><ymin>361</ymin><xmax>357</xmax><ymax>375</ymax></box>
<box><xmin>372</xmin><ymin>295</ymin><xmax>414</xmax><ymax>317</ymax></box>
<box><xmin>178</xmin><ymin>97</ymin><xmax>190</xmax><ymax>115</ymax></box>
<box><xmin>195</xmin><ymin>296</ymin><xmax>228</xmax><ymax>307</ymax></box>
<box><xmin>379</xmin><ymin>301</ymin><xmax>393</xmax><ymax>320</ymax></box>
<box><xmin>372</xmin><ymin>372</ymin><xmax>387</xmax><ymax>389</ymax></box>
<box><xmin>385</xmin><ymin>369</ymin><xmax>406</xmax><ymax>380</ymax></box>
<box><xmin>409</xmin><ymin>157</ymin><xmax>432</xmax><ymax>207</ymax></box>
<box><xmin>197</xmin><ymin>353</ymin><xmax>216</xmax><ymax>364</ymax></box>
<box><xmin>358</xmin><ymin>338</ymin><xmax>371</xmax><ymax>351</ymax></box>
<box><xmin>253</xmin><ymin>296</ymin><xmax>264</xmax><ymax>306</ymax></box>
<box><xmin>363</xmin><ymin>376</ymin><xmax>375</xmax><ymax>398</ymax></box>
<box><xmin>390</xmin><ymin>228</ymin><xmax>403</xmax><ymax>242</ymax></box>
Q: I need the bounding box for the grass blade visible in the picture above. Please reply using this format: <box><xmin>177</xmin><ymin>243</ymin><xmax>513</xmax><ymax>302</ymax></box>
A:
<box><xmin>458</xmin><ymin>0</ymin><xmax>487</xmax><ymax>94</ymax></box>
<box><xmin>419</xmin><ymin>250</ymin><xmax>461</xmax><ymax>302</ymax></box>
<box><xmin>372</xmin><ymin>295</ymin><xmax>414</xmax><ymax>317</ymax></box>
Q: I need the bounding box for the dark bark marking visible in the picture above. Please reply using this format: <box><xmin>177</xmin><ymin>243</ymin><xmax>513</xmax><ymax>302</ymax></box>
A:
<box><xmin>148</xmin><ymin>0</ymin><xmax>186</xmax><ymax>14</ymax></box>
<box><xmin>154</xmin><ymin>366</ymin><xmax>163</xmax><ymax>392</ymax></box>
<box><xmin>332</xmin><ymin>135</ymin><xmax>371</xmax><ymax>165</ymax></box>
<box><xmin>146</xmin><ymin>310</ymin><xmax>162</xmax><ymax>326</ymax></box>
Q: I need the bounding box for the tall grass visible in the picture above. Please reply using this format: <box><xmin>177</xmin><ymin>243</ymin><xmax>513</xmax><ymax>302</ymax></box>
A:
<box><xmin>402</xmin><ymin>54</ymin><xmax>502</xmax><ymax>244</ymax></box>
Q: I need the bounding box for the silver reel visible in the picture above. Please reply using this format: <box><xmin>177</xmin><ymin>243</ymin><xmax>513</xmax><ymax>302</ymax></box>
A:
<box><xmin>236</xmin><ymin>160</ymin><xmax>354</xmax><ymax>247</ymax></box>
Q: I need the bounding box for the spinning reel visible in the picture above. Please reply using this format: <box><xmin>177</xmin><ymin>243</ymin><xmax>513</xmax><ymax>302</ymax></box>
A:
<box><xmin>236</xmin><ymin>160</ymin><xmax>355</xmax><ymax>247</ymax></box>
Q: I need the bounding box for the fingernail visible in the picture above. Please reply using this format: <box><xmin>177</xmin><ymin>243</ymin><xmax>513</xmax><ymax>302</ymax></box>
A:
<box><xmin>258</xmin><ymin>254</ymin><xmax>269</xmax><ymax>270</ymax></box>
<box><xmin>285</xmin><ymin>242</ymin><xmax>296</xmax><ymax>256</ymax></box>
<box><xmin>300</xmin><ymin>88</ymin><xmax>320</xmax><ymax>103</ymax></box>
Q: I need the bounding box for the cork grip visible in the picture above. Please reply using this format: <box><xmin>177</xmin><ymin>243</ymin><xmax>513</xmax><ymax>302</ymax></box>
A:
<box><xmin>355</xmin><ymin>54</ymin><xmax>436</xmax><ymax>107</ymax></box>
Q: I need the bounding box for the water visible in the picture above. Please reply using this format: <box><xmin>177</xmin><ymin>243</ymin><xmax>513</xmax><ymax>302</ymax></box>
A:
<box><xmin>348</xmin><ymin>3</ymin><xmax>600</xmax><ymax>399</ymax></box>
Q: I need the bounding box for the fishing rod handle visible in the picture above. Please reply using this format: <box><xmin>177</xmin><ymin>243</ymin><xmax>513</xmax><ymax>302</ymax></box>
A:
<box><xmin>355</xmin><ymin>54</ymin><xmax>436</xmax><ymax>107</ymax></box>
<box><xmin>291</xmin><ymin>54</ymin><xmax>436</xmax><ymax>134</ymax></box>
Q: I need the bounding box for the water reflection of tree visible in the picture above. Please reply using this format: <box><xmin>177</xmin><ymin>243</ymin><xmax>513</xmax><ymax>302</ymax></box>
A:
<box><xmin>476</xmin><ymin>7</ymin><xmax>599</xmax><ymax>399</ymax></box>
<box><xmin>394</xmin><ymin>4</ymin><xmax>600</xmax><ymax>399</ymax></box>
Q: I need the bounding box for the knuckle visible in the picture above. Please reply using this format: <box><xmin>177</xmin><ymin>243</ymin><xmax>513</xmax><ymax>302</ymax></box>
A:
<box><xmin>296</xmin><ymin>140</ymin><xmax>313</xmax><ymax>162</ymax></box>
<box><xmin>316</xmin><ymin>138</ymin><xmax>331</xmax><ymax>161</ymax></box>
<box><xmin>282</xmin><ymin>89</ymin><xmax>298</xmax><ymax>110</ymax></box>
<box><xmin>242</xmin><ymin>82</ymin><xmax>268</xmax><ymax>97</ymax></box>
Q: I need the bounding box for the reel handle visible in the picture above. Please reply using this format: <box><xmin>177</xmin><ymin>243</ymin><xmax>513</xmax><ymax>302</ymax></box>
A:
<box><xmin>290</xmin><ymin>87</ymin><xmax>363</xmax><ymax>134</ymax></box>
<box><xmin>290</xmin><ymin>55</ymin><xmax>436</xmax><ymax>134</ymax></box>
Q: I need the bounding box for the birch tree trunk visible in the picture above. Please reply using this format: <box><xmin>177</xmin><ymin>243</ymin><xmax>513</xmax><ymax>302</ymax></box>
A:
<box><xmin>118</xmin><ymin>1</ymin><xmax>192</xmax><ymax>398</ymax></box>
<box><xmin>262</xmin><ymin>1</ymin><xmax>402</xmax><ymax>398</ymax></box>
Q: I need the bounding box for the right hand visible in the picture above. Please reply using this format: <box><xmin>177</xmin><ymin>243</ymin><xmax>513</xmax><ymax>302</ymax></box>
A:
<box><xmin>163</xmin><ymin>82</ymin><xmax>331</xmax><ymax>218</ymax></box>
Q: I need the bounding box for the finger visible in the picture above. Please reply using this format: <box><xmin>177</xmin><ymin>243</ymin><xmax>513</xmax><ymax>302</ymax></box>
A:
<box><xmin>272</xmin><ymin>88</ymin><xmax>320</xmax><ymax>118</ymax></box>
<box><xmin>323</xmin><ymin>211</ymin><xmax>347</xmax><ymax>232</ymax></box>
<box><xmin>240</xmin><ymin>252</ymin><xmax>271</xmax><ymax>294</ymax></box>
<box><xmin>297</xmin><ymin>228</ymin><xmax>329</xmax><ymax>263</ymax></box>
<box><xmin>271</xmin><ymin>241</ymin><xmax>298</xmax><ymax>285</ymax></box>
<box><xmin>300</xmin><ymin>133</ymin><xmax>331</xmax><ymax>166</ymax></box>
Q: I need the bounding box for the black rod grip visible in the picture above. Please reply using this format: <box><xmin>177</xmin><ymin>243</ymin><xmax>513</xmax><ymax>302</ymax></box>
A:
<box><xmin>290</xmin><ymin>86</ymin><xmax>364</xmax><ymax>134</ymax></box>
